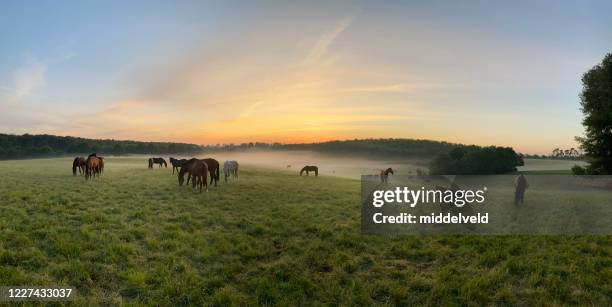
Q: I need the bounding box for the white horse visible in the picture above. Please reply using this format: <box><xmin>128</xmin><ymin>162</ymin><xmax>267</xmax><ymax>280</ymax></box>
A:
<box><xmin>223</xmin><ymin>160</ymin><xmax>239</xmax><ymax>183</ymax></box>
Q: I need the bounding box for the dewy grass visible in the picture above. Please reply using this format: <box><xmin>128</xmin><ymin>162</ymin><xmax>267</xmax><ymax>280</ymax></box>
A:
<box><xmin>0</xmin><ymin>157</ymin><xmax>610</xmax><ymax>305</ymax></box>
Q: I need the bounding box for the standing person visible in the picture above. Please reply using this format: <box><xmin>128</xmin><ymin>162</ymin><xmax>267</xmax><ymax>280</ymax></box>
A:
<box><xmin>514</xmin><ymin>174</ymin><xmax>529</xmax><ymax>205</ymax></box>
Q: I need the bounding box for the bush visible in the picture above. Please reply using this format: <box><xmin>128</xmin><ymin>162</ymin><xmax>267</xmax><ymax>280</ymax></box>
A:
<box><xmin>429</xmin><ymin>146</ymin><xmax>522</xmax><ymax>175</ymax></box>
<box><xmin>571</xmin><ymin>165</ymin><xmax>587</xmax><ymax>175</ymax></box>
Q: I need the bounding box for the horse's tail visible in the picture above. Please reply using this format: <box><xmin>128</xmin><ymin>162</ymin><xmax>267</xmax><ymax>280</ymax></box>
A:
<box><xmin>216</xmin><ymin>165</ymin><xmax>220</xmax><ymax>181</ymax></box>
<box><xmin>72</xmin><ymin>157</ymin><xmax>79</xmax><ymax>176</ymax></box>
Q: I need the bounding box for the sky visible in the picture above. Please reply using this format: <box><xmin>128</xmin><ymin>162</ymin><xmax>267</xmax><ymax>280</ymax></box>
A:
<box><xmin>1</xmin><ymin>1</ymin><xmax>611</xmax><ymax>154</ymax></box>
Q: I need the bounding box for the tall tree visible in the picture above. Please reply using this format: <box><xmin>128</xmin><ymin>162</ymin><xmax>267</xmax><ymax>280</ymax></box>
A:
<box><xmin>577</xmin><ymin>53</ymin><xmax>612</xmax><ymax>174</ymax></box>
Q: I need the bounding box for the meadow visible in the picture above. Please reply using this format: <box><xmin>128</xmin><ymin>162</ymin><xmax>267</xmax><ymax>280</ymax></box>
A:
<box><xmin>0</xmin><ymin>157</ymin><xmax>610</xmax><ymax>306</ymax></box>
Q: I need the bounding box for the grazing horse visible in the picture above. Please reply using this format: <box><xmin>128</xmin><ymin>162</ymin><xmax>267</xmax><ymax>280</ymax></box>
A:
<box><xmin>85</xmin><ymin>153</ymin><xmax>103</xmax><ymax>180</ymax></box>
<box><xmin>148</xmin><ymin>157</ymin><xmax>167</xmax><ymax>169</ymax></box>
<box><xmin>169</xmin><ymin>157</ymin><xmax>188</xmax><ymax>174</ymax></box>
<box><xmin>99</xmin><ymin>157</ymin><xmax>105</xmax><ymax>174</ymax></box>
<box><xmin>184</xmin><ymin>158</ymin><xmax>220</xmax><ymax>186</ymax></box>
<box><xmin>380</xmin><ymin>168</ymin><xmax>394</xmax><ymax>183</ymax></box>
<box><xmin>178</xmin><ymin>158</ymin><xmax>208</xmax><ymax>192</ymax></box>
<box><xmin>300</xmin><ymin>165</ymin><xmax>318</xmax><ymax>176</ymax></box>
<box><xmin>223</xmin><ymin>160</ymin><xmax>239</xmax><ymax>183</ymax></box>
<box><xmin>72</xmin><ymin>157</ymin><xmax>86</xmax><ymax>176</ymax></box>
<box><xmin>202</xmin><ymin>158</ymin><xmax>220</xmax><ymax>187</ymax></box>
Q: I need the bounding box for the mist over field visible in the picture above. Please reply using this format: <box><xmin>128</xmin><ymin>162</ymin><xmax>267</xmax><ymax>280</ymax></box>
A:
<box><xmin>159</xmin><ymin>152</ymin><xmax>581</xmax><ymax>178</ymax></box>
<box><xmin>202</xmin><ymin>150</ymin><xmax>428</xmax><ymax>179</ymax></box>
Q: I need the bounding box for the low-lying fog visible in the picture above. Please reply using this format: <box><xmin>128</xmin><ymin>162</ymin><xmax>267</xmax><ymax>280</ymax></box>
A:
<box><xmin>207</xmin><ymin>150</ymin><xmax>428</xmax><ymax>179</ymax></box>
<box><xmin>166</xmin><ymin>152</ymin><xmax>580</xmax><ymax>179</ymax></box>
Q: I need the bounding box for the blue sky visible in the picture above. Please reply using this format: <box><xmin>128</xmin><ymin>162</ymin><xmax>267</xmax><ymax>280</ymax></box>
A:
<box><xmin>1</xmin><ymin>0</ymin><xmax>611</xmax><ymax>153</ymax></box>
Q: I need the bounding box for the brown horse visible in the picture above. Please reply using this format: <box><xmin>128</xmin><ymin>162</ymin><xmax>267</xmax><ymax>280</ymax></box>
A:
<box><xmin>99</xmin><ymin>157</ymin><xmax>104</xmax><ymax>174</ymax></box>
<box><xmin>148</xmin><ymin>157</ymin><xmax>167</xmax><ymax>169</ymax></box>
<box><xmin>72</xmin><ymin>157</ymin><xmax>86</xmax><ymax>176</ymax></box>
<box><xmin>202</xmin><ymin>158</ymin><xmax>220</xmax><ymax>186</ymax></box>
<box><xmin>186</xmin><ymin>158</ymin><xmax>220</xmax><ymax>186</ymax></box>
<box><xmin>380</xmin><ymin>168</ymin><xmax>394</xmax><ymax>183</ymax></box>
<box><xmin>85</xmin><ymin>153</ymin><xmax>103</xmax><ymax>180</ymax></box>
<box><xmin>178</xmin><ymin>158</ymin><xmax>208</xmax><ymax>192</ymax></box>
<box><xmin>300</xmin><ymin>166</ymin><xmax>318</xmax><ymax>176</ymax></box>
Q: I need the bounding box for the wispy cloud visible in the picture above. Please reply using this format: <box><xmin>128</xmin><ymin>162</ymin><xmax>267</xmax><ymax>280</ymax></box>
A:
<box><xmin>303</xmin><ymin>17</ymin><xmax>352</xmax><ymax>65</ymax></box>
<box><xmin>8</xmin><ymin>57</ymin><xmax>47</xmax><ymax>103</ymax></box>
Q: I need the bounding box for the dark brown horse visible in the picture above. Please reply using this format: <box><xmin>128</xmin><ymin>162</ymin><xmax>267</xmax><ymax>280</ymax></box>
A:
<box><xmin>202</xmin><ymin>158</ymin><xmax>220</xmax><ymax>186</ymax></box>
<box><xmin>72</xmin><ymin>157</ymin><xmax>86</xmax><ymax>176</ymax></box>
<box><xmin>169</xmin><ymin>157</ymin><xmax>188</xmax><ymax>174</ymax></box>
<box><xmin>380</xmin><ymin>168</ymin><xmax>394</xmax><ymax>183</ymax></box>
<box><xmin>148</xmin><ymin>157</ymin><xmax>167</xmax><ymax>169</ymax></box>
<box><xmin>178</xmin><ymin>158</ymin><xmax>208</xmax><ymax>192</ymax></box>
<box><xmin>85</xmin><ymin>153</ymin><xmax>103</xmax><ymax>180</ymax></box>
<box><xmin>300</xmin><ymin>166</ymin><xmax>318</xmax><ymax>176</ymax></box>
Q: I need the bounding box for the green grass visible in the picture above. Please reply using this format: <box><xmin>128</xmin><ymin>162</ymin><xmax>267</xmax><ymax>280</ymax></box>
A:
<box><xmin>0</xmin><ymin>157</ymin><xmax>610</xmax><ymax>306</ymax></box>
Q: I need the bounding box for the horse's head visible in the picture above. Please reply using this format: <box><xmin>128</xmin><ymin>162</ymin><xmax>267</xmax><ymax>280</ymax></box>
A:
<box><xmin>388</xmin><ymin>168</ymin><xmax>394</xmax><ymax>175</ymax></box>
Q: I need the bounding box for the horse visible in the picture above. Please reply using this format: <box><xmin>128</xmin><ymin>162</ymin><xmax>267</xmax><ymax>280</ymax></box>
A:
<box><xmin>380</xmin><ymin>168</ymin><xmax>394</xmax><ymax>183</ymax></box>
<box><xmin>85</xmin><ymin>154</ymin><xmax>103</xmax><ymax>180</ymax></box>
<box><xmin>148</xmin><ymin>157</ymin><xmax>167</xmax><ymax>169</ymax></box>
<box><xmin>169</xmin><ymin>157</ymin><xmax>188</xmax><ymax>174</ymax></box>
<box><xmin>178</xmin><ymin>158</ymin><xmax>198</xmax><ymax>186</ymax></box>
<box><xmin>202</xmin><ymin>158</ymin><xmax>220</xmax><ymax>187</ymax></box>
<box><xmin>183</xmin><ymin>158</ymin><xmax>219</xmax><ymax>186</ymax></box>
<box><xmin>223</xmin><ymin>160</ymin><xmax>239</xmax><ymax>183</ymax></box>
<box><xmin>300</xmin><ymin>165</ymin><xmax>318</xmax><ymax>176</ymax></box>
<box><xmin>99</xmin><ymin>157</ymin><xmax>105</xmax><ymax>174</ymax></box>
<box><xmin>178</xmin><ymin>158</ymin><xmax>208</xmax><ymax>192</ymax></box>
<box><xmin>72</xmin><ymin>157</ymin><xmax>86</xmax><ymax>176</ymax></box>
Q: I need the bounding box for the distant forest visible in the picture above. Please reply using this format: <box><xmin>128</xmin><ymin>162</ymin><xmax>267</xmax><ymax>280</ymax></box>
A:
<box><xmin>202</xmin><ymin>138</ymin><xmax>460</xmax><ymax>159</ymax></box>
<box><xmin>1</xmin><ymin>134</ymin><xmax>523</xmax><ymax>172</ymax></box>
<box><xmin>1</xmin><ymin>134</ymin><xmax>462</xmax><ymax>160</ymax></box>
<box><xmin>0</xmin><ymin>134</ymin><xmax>203</xmax><ymax>160</ymax></box>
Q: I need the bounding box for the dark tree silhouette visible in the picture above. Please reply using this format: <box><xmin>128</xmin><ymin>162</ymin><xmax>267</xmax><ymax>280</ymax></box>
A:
<box><xmin>576</xmin><ymin>53</ymin><xmax>612</xmax><ymax>174</ymax></box>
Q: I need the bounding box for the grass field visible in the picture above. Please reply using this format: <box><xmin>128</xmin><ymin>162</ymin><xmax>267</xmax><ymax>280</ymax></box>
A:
<box><xmin>0</xmin><ymin>157</ymin><xmax>610</xmax><ymax>305</ymax></box>
<box><xmin>518</xmin><ymin>158</ymin><xmax>587</xmax><ymax>174</ymax></box>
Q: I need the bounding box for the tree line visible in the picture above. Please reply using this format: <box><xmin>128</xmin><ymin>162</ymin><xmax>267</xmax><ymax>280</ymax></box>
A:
<box><xmin>428</xmin><ymin>146</ymin><xmax>523</xmax><ymax>175</ymax></box>
<box><xmin>202</xmin><ymin>138</ymin><xmax>461</xmax><ymax>159</ymax></box>
<box><xmin>1</xmin><ymin>134</ymin><xmax>524</xmax><ymax>174</ymax></box>
<box><xmin>0</xmin><ymin>134</ymin><xmax>203</xmax><ymax>160</ymax></box>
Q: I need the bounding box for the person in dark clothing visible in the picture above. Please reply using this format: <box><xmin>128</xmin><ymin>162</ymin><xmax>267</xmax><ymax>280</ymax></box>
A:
<box><xmin>514</xmin><ymin>174</ymin><xmax>528</xmax><ymax>205</ymax></box>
